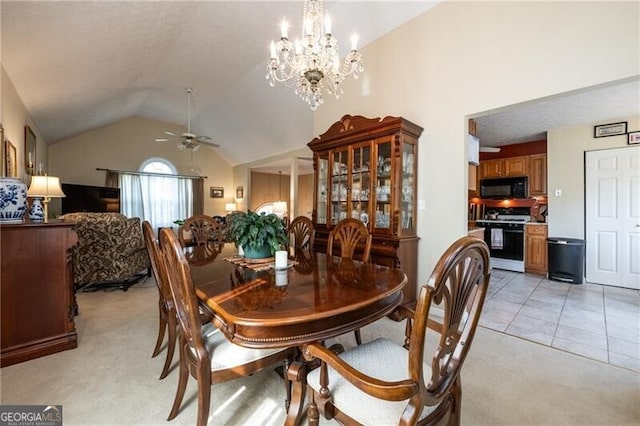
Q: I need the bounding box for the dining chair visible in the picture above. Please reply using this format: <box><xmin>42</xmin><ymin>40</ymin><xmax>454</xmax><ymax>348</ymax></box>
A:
<box><xmin>327</xmin><ymin>218</ymin><xmax>372</xmax><ymax>262</ymax></box>
<box><xmin>178</xmin><ymin>215</ymin><xmax>223</xmax><ymax>248</ymax></box>
<box><xmin>303</xmin><ymin>236</ymin><xmax>491</xmax><ymax>426</ymax></box>
<box><xmin>328</xmin><ymin>218</ymin><xmax>373</xmax><ymax>345</ymax></box>
<box><xmin>289</xmin><ymin>215</ymin><xmax>315</xmax><ymax>250</ymax></box>
<box><xmin>158</xmin><ymin>228</ymin><xmax>291</xmax><ymax>426</ymax></box>
<box><xmin>142</xmin><ymin>221</ymin><xmax>177</xmax><ymax>380</ymax></box>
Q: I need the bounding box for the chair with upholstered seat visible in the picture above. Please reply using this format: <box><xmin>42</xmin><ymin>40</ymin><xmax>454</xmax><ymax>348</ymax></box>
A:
<box><xmin>158</xmin><ymin>228</ymin><xmax>291</xmax><ymax>426</ymax></box>
<box><xmin>328</xmin><ymin>218</ymin><xmax>373</xmax><ymax>344</ymax></box>
<box><xmin>327</xmin><ymin>218</ymin><xmax>372</xmax><ymax>263</ymax></box>
<box><xmin>303</xmin><ymin>236</ymin><xmax>491</xmax><ymax>426</ymax></box>
<box><xmin>178</xmin><ymin>215</ymin><xmax>223</xmax><ymax>248</ymax></box>
<box><xmin>289</xmin><ymin>215</ymin><xmax>315</xmax><ymax>250</ymax></box>
<box><xmin>59</xmin><ymin>212</ymin><xmax>151</xmax><ymax>292</ymax></box>
<box><xmin>142</xmin><ymin>221</ymin><xmax>176</xmax><ymax>379</ymax></box>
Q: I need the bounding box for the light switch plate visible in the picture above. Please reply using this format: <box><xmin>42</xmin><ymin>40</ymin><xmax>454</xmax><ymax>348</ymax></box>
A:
<box><xmin>418</xmin><ymin>200</ymin><xmax>426</xmax><ymax>210</ymax></box>
<box><xmin>555</xmin><ymin>189</ymin><xmax>562</xmax><ymax>197</ymax></box>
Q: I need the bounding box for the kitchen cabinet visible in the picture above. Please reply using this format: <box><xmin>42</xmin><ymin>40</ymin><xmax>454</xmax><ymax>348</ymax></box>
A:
<box><xmin>308</xmin><ymin>115</ymin><xmax>423</xmax><ymax>306</ymax></box>
<box><xmin>468</xmin><ymin>164</ymin><xmax>478</xmax><ymax>193</ymax></box>
<box><xmin>480</xmin><ymin>156</ymin><xmax>529</xmax><ymax>179</ymax></box>
<box><xmin>525</xmin><ymin>224</ymin><xmax>548</xmax><ymax>275</ymax></box>
<box><xmin>528</xmin><ymin>154</ymin><xmax>547</xmax><ymax>196</ymax></box>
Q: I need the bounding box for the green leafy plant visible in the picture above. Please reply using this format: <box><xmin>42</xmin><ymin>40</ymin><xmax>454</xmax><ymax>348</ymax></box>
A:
<box><xmin>173</xmin><ymin>219</ymin><xmax>185</xmax><ymax>226</ymax></box>
<box><xmin>228</xmin><ymin>211</ymin><xmax>288</xmax><ymax>254</ymax></box>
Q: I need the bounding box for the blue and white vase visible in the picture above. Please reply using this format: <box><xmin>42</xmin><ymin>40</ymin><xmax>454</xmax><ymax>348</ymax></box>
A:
<box><xmin>28</xmin><ymin>198</ymin><xmax>45</xmax><ymax>221</ymax></box>
<box><xmin>0</xmin><ymin>177</ymin><xmax>28</xmax><ymax>223</ymax></box>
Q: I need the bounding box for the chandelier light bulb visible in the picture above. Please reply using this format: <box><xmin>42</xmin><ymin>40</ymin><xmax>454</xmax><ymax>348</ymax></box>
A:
<box><xmin>266</xmin><ymin>0</ymin><xmax>364</xmax><ymax>110</ymax></box>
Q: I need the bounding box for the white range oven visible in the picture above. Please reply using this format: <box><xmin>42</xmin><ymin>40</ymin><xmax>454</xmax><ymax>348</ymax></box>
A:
<box><xmin>476</xmin><ymin>207</ymin><xmax>531</xmax><ymax>272</ymax></box>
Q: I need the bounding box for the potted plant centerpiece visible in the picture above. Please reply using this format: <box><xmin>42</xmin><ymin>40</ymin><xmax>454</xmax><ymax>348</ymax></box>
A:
<box><xmin>229</xmin><ymin>211</ymin><xmax>288</xmax><ymax>259</ymax></box>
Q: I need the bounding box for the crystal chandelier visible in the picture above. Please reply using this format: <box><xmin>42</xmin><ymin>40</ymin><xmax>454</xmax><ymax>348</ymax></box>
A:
<box><xmin>266</xmin><ymin>0</ymin><xmax>364</xmax><ymax>110</ymax></box>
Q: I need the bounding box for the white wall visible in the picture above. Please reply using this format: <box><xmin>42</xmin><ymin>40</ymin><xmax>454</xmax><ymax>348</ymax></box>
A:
<box><xmin>548</xmin><ymin>116</ymin><xmax>640</xmax><ymax>239</ymax></box>
<box><xmin>48</xmin><ymin>116</ymin><xmax>234</xmax><ymax>216</ymax></box>
<box><xmin>313</xmin><ymin>1</ymin><xmax>639</xmax><ymax>289</ymax></box>
<box><xmin>1</xmin><ymin>67</ymin><xmax>47</xmax><ymax>181</ymax></box>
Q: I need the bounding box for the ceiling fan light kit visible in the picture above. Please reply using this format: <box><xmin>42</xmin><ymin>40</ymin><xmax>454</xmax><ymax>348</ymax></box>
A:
<box><xmin>155</xmin><ymin>88</ymin><xmax>219</xmax><ymax>151</ymax></box>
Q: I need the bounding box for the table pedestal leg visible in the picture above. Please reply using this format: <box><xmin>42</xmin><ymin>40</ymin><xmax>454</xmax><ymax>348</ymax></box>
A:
<box><xmin>284</xmin><ymin>360</ymin><xmax>307</xmax><ymax>426</ymax></box>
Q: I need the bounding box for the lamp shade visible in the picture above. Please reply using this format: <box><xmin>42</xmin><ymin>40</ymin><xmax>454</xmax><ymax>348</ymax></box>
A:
<box><xmin>225</xmin><ymin>202</ymin><xmax>237</xmax><ymax>212</ymax></box>
<box><xmin>27</xmin><ymin>176</ymin><xmax>66</xmax><ymax>198</ymax></box>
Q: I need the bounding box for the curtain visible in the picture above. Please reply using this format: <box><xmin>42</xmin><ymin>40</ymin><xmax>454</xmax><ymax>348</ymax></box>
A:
<box><xmin>109</xmin><ymin>171</ymin><xmax>195</xmax><ymax>230</ymax></box>
<box><xmin>192</xmin><ymin>178</ymin><xmax>204</xmax><ymax>215</ymax></box>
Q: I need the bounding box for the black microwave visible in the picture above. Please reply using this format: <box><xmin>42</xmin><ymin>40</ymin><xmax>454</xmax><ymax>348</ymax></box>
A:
<box><xmin>480</xmin><ymin>177</ymin><xmax>528</xmax><ymax>199</ymax></box>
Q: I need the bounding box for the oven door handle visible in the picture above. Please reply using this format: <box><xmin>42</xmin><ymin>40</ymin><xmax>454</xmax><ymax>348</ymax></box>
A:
<box><xmin>504</xmin><ymin>229</ymin><xmax>524</xmax><ymax>234</ymax></box>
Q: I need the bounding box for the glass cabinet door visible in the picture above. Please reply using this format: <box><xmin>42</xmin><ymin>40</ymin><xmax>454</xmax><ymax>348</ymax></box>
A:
<box><xmin>374</xmin><ymin>139</ymin><xmax>392</xmax><ymax>230</ymax></box>
<box><xmin>316</xmin><ymin>153</ymin><xmax>329</xmax><ymax>225</ymax></box>
<box><xmin>401</xmin><ymin>141</ymin><xmax>416</xmax><ymax>234</ymax></box>
<box><xmin>350</xmin><ymin>143</ymin><xmax>371</xmax><ymax>227</ymax></box>
<box><xmin>330</xmin><ymin>149</ymin><xmax>349</xmax><ymax>225</ymax></box>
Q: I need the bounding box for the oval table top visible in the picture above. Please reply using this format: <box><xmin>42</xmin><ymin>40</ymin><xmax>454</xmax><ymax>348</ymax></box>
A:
<box><xmin>190</xmin><ymin>244</ymin><xmax>407</xmax><ymax>348</ymax></box>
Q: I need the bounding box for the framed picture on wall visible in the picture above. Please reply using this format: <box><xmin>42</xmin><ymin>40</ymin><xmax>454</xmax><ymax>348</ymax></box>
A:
<box><xmin>594</xmin><ymin>121</ymin><xmax>627</xmax><ymax>138</ymax></box>
<box><xmin>628</xmin><ymin>131</ymin><xmax>640</xmax><ymax>145</ymax></box>
<box><xmin>5</xmin><ymin>140</ymin><xmax>17</xmax><ymax>177</ymax></box>
<box><xmin>210</xmin><ymin>186</ymin><xmax>224</xmax><ymax>198</ymax></box>
<box><xmin>25</xmin><ymin>125</ymin><xmax>36</xmax><ymax>174</ymax></box>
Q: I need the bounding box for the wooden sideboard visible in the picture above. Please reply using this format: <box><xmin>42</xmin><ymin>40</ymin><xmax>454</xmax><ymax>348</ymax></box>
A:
<box><xmin>1</xmin><ymin>220</ymin><xmax>78</xmax><ymax>367</ymax></box>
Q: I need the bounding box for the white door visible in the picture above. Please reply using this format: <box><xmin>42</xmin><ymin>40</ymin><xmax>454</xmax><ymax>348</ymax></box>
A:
<box><xmin>585</xmin><ymin>146</ymin><xmax>640</xmax><ymax>289</ymax></box>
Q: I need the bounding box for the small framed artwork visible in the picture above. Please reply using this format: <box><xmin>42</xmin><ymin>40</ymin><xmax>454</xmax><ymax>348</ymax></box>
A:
<box><xmin>5</xmin><ymin>140</ymin><xmax>17</xmax><ymax>177</ymax></box>
<box><xmin>628</xmin><ymin>131</ymin><xmax>640</xmax><ymax>145</ymax></box>
<box><xmin>236</xmin><ymin>186</ymin><xmax>244</xmax><ymax>199</ymax></box>
<box><xmin>210</xmin><ymin>186</ymin><xmax>224</xmax><ymax>198</ymax></box>
<box><xmin>594</xmin><ymin>122</ymin><xmax>627</xmax><ymax>138</ymax></box>
<box><xmin>25</xmin><ymin>125</ymin><xmax>36</xmax><ymax>174</ymax></box>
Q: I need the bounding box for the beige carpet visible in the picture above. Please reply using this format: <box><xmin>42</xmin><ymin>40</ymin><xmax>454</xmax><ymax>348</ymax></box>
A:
<box><xmin>1</xmin><ymin>281</ymin><xmax>638</xmax><ymax>425</ymax></box>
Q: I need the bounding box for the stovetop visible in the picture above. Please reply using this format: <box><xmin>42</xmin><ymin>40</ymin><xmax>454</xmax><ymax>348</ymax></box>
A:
<box><xmin>476</xmin><ymin>216</ymin><xmax>530</xmax><ymax>225</ymax></box>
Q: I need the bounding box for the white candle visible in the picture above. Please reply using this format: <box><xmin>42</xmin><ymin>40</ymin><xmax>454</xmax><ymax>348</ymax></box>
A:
<box><xmin>324</xmin><ymin>14</ymin><xmax>332</xmax><ymax>35</ymax></box>
<box><xmin>280</xmin><ymin>19</ymin><xmax>288</xmax><ymax>39</ymax></box>
<box><xmin>351</xmin><ymin>33</ymin><xmax>359</xmax><ymax>50</ymax></box>
<box><xmin>270</xmin><ymin>41</ymin><xmax>277</xmax><ymax>59</ymax></box>
<box><xmin>275</xmin><ymin>250</ymin><xmax>288</xmax><ymax>268</ymax></box>
<box><xmin>275</xmin><ymin>270</ymin><xmax>288</xmax><ymax>286</ymax></box>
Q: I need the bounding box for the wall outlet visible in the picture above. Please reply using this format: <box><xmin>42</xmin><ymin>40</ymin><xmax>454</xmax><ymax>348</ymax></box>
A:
<box><xmin>554</xmin><ymin>188</ymin><xmax>562</xmax><ymax>197</ymax></box>
<box><xmin>418</xmin><ymin>200</ymin><xmax>426</xmax><ymax>210</ymax></box>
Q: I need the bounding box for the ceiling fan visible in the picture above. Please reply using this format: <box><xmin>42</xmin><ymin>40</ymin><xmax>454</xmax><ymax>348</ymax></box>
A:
<box><xmin>155</xmin><ymin>88</ymin><xmax>219</xmax><ymax>151</ymax></box>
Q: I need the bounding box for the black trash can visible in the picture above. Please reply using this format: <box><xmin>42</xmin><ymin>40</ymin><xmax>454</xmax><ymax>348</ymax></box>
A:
<box><xmin>547</xmin><ymin>237</ymin><xmax>586</xmax><ymax>284</ymax></box>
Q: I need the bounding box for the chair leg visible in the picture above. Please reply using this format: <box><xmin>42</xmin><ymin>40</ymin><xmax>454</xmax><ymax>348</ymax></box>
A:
<box><xmin>152</xmin><ymin>299</ymin><xmax>167</xmax><ymax>358</ymax></box>
<box><xmin>354</xmin><ymin>329</ymin><xmax>362</xmax><ymax>345</ymax></box>
<box><xmin>168</xmin><ymin>342</ymin><xmax>189</xmax><ymax>421</ymax></box>
<box><xmin>308</xmin><ymin>391</ymin><xmax>320</xmax><ymax>426</ymax></box>
<box><xmin>196</xmin><ymin>368</ymin><xmax>212</xmax><ymax>426</ymax></box>
<box><xmin>159</xmin><ymin>310</ymin><xmax>177</xmax><ymax>379</ymax></box>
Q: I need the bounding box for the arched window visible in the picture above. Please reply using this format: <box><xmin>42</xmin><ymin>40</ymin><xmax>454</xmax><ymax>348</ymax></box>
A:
<box><xmin>120</xmin><ymin>158</ymin><xmax>193</xmax><ymax>229</ymax></box>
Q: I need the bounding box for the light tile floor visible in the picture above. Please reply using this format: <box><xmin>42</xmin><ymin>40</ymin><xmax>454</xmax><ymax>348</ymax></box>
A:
<box><xmin>480</xmin><ymin>269</ymin><xmax>640</xmax><ymax>372</ymax></box>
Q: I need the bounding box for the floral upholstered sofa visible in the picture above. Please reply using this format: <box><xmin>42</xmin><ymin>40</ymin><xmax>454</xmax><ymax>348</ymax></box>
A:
<box><xmin>59</xmin><ymin>212</ymin><xmax>151</xmax><ymax>291</ymax></box>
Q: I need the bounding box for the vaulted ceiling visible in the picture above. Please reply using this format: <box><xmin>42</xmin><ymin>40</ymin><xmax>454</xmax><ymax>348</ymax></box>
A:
<box><xmin>3</xmin><ymin>1</ymin><xmax>638</xmax><ymax>170</ymax></box>
<box><xmin>1</xmin><ymin>1</ymin><xmax>439</xmax><ymax>166</ymax></box>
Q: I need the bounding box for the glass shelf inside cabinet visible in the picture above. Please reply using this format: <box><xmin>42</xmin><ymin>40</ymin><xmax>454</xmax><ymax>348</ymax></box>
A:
<box><xmin>317</xmin><ymin>156</ymin><xmax>329</xmax><ymax>225</ymax></box>
<box><xmin>401</xmin><ymin>144</ymin><xmax>415</xmax><ymax>230</ymax></box>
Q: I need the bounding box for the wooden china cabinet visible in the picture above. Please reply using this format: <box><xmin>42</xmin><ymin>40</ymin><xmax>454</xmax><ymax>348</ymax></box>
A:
<box><xmin>308</xmin><ymin>115</ymin><xmax>423</xmax><ymax>305</ymax></box>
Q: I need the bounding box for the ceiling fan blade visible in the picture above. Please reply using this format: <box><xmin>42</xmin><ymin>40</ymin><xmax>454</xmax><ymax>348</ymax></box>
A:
<box><xmin>155</xmin><ymin>138</ymin><xmax>170</xmax><ymax>142</ymax></box>
<box><xmin>199</xmin><ymin>139</ymin><xmax>220</xmax><ymax>148</ymax></box>
<box><xmin>164</xmin><ymin>131</ymin><xmax>177</xmax><ymax>136</ymax></box>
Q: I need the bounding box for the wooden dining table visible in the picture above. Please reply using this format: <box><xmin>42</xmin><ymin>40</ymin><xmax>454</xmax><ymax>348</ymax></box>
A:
<box><xmin>190</xmin><ymin>243</ymin><xmax>407</xmax><ymax>425</ymax></box>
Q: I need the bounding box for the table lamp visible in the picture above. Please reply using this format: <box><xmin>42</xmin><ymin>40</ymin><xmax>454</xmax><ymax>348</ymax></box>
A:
<box><xmin>27</xmin><ymin>175</ymin><xmax>66</xmax><ymax>223</ymax></box>
<box><xmin>225</xmin><ymin>202</ymin><xmax>237</xmax><ymax>213</ymax></box>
